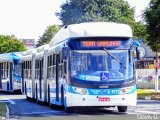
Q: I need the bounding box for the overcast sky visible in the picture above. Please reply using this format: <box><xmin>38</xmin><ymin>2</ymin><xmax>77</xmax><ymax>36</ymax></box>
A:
<box><xmin>0</xmin><ymin>0</ymin><xmax>151</xmax><ymax>41</ymax></box>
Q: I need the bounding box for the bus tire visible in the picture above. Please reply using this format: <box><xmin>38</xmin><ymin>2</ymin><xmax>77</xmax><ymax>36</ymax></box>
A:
<box><xmin>25</xmin><ymin>82</ymin><xmax>28</xmax><ymax>97</ymax></box>
<box><xmin>48</xmin><ymin>84</ymin><xmax>51</xmax><ymax>106</ymax></box>
<box><xmin>26</xmin><ymin>96</ymin><xmax>31</xmax><ymax>101</ymax></box>
<box><xmin>7</xmin><ymin>81</ymin><xmax>9</xmax><ymax>91</ymax></box>
<box><xmin>36</xmin><ymin>84</ymin><xmax>38</xmax><ymax>102</ymax></box>
<box><xmin>117</xmin><ymin>106</ymin><xmax>127</xmax><ymax>112</ymax></box>
<box><xmin>61</xmin><ymin>86</ymin><xmax>64</xmax><ymax>107</ymax></box>
<box><xmin>65</xmin><ymin>107</ymin><xmax>73</xmax><ymax>113</ymax></box>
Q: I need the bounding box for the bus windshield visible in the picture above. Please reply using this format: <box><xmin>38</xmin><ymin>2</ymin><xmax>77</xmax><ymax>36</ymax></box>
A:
<box><xmin>70</xmin><ymin>50</ymin><xmax>133</xmax><ymax>83</ymax></box>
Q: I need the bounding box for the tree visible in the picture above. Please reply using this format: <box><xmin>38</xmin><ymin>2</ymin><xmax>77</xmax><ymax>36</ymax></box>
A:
<box><xmin>37</xmin><ymin>25</ymin><xmax>61</xmax><ymax>47</ymax></box>
<box><xmin>144</xmin><ymin>0</ymin><xmax>160</xmax><ymax>92</ymax></box>
<box><xmin>144</xmin><ymin>0</ymin><xmax>160</xmax><ymax>52</ymax></box>
<box><xmin>0</xmin><ymin>35</ymin><xmax>26</xmax><ymax>54</ymax></box>
<box><xmin>57</xmin><ymin>0</ymin><xmax>135</xmax><ymax>25</ymax></box>
<box><xmin>57</xmin><ymin>0</ymin><xmax>147</xmax><ymax>41</ymax></box>
<box><xmin>132</xmin><ymin>22</ymin><xmax>148</xmax><ymax>42</ymax></box>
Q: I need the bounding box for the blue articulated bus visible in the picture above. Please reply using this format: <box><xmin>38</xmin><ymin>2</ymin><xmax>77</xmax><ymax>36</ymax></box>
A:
<box><xmin>0</xmin><ymin>53</ymin><xmax>22</xmax><ymax>93</ymax></box>
<box><xmin>47</xmin><ymin>22</ymin><xmax>137</xmax><ymax>112</ymax></box>
<box><xmin>22</xmin><ymin>22</ymin><xmax>137</xmax><ymax>113</ymax></box>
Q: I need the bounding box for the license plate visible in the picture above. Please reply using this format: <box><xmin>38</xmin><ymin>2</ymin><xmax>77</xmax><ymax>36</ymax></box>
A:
<box><xmin>98</xmin><ymin>97</ymin><xmax>110</xmax><ymax>102</ymax></box>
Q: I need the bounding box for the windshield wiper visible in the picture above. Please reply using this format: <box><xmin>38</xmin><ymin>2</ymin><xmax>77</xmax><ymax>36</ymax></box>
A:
<box><xmin>103</xmin><ymin>48</ymin><xmax>127</xmax><ymax>69</ymax></box>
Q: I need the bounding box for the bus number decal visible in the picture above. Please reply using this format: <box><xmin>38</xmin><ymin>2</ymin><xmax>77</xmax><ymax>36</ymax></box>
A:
<box><xmin>98</xmin><ymin>97</ymin><xmax>110</xmax><ymax>102</ymax></box>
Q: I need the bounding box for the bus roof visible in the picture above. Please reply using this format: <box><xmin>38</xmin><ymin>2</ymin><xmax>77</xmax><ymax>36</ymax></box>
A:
<box><xmin>0</xmin><ymin>53</ymin><xmax>21</xmax><ymax>63</ymax></box>
<box><xmin>35</xmin><ymin>44</ymin><xmax>49</xmax><ymax>59</ymax></box>
<box><xmin>21</xmin><ymin>49</ymin><xmax>36</xmax><ymax>61</ymax></box>
<box><xmin>36</xmin><ymin>44</ymin><xmax>49</xmax><ymax>53</ymax></box>
<box><xmin>49</xmin><ymin>22</ymin><xmax>133</xmax><ymax>47</ymax></box>
<box><xmin>21</xmin><ymin>49</ymin><xmax>36</xmax><ymax>56</ymax></box>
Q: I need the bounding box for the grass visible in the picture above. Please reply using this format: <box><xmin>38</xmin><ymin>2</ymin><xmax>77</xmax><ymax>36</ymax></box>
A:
<box><xmin>0</xmin><ymin>103</ymin><xmax>7</xmax><ymax>116</ymax></box>
<box><xmin>137</xmin><ymin>89</ymin><xmax>160</xmax><ymax>100</ymax></box>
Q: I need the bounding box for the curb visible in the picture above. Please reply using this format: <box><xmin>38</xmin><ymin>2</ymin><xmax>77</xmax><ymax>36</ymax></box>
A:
<box><xmin>138</xmin><ymin>96</ymin><xmax>160</xmax><ymax>100</ymax></box>
<box><xmin>6</xmin><ymin>104</ymin><xmax>9</xmax><ymax>120</ymax></box>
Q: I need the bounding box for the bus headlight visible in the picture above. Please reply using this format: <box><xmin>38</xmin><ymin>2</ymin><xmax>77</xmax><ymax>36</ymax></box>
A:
<box><xmin>121</xmin><ymin>87</ymin><xmax>133</xmax><ymax>94</ymax></box>
<box><xmin>73</xmin><ymin>87</ymin><xmax>88</xmax><ymax>94</ymax></box>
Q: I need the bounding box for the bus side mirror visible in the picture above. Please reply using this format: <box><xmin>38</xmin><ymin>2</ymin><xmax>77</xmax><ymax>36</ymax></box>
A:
<box><xmin>132</xmin><ymin>41</ymin><xmax>146</xmax><ymax>60</ymax></box>
<box><xmin>134</xmin><ymin>47</ymin><xmax>146</xmax><ymax>60</ymax></box>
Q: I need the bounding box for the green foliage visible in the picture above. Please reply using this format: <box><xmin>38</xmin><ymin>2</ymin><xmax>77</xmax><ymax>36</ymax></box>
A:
<box><xmin>131</xmin><ymin>22</ymin><xmax>148</xmax><ymax>42</ymax></box>
<box><xmin>0</xmin><ymin>35</ymin><xmax>26</xmax><ymax>54</ymax></box>
<box><xmin>57</xmin><ymin>0</ymin><xmax>135</xmax><ymax>25</ymax></box>
<box><xmin>37</xmin><ymin>25</ymin><xmax>62</xmax><ymax>47</ymax></box>
<box><xmin>57</xmin><ymin>0</ymin><xmax>148</xmax><ymax>41</ymax></box>
<box><xmin>144</xmin><ymin>0</ymin><xmax>160</xmax><ymax>52</ymax></box>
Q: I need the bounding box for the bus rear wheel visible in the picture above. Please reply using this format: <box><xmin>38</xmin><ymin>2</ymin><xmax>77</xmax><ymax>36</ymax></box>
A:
<box><xmin>117</xmin><ymin>106</ymin><xmax>127</xmax><ymax>112</ymax></box>
<box><xmin>65</xmin><ymin>107</ymin><xmax>73</xmax><ymax>113</ymax></box>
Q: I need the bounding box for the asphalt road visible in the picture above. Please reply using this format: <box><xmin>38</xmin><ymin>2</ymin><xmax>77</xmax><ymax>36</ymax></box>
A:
<box><xmin>0</xmin><ymin>93</ymin><xmax>160</xmax><ymax>120</ymax></box>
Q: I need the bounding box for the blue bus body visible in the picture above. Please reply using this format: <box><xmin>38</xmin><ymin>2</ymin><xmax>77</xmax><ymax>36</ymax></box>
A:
<box><xmin>47</xmin><ymin>37</ymin><xmax>136</xmax><ymax>112</ymax></box>
<box><xmin>0</xmin><ymin>53</ymin><xmax>22</xmax><ymax>92</ymax></box>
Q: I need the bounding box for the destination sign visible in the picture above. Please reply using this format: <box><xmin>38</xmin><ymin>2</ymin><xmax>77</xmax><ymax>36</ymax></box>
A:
<box><xmin>81</xmin><ymin>41</ymin><xmax>121</xmax><ymax>47</ymax></box>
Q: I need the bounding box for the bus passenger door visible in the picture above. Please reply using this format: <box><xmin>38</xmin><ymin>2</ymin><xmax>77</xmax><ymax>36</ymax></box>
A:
<box><xmin>56</xmin><ymin>54</ymin><xmax>59</xmax><ymax>102</ymax></box>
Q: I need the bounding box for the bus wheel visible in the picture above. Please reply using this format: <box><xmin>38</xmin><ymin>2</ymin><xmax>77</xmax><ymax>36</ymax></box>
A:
<box><xmin>65</xmin><ymin>107</ymin><xmax>73</xmax><ymax>113</ymax></box>
<box><xmin>48</xmin><ymin>84</ymin><xmax>51</xmax><ymax>106</ymax></box>
<box><xmin>36</xmin><ymin>84</ymin><xmax>38</xmax><ymax>102</ymax></box>
<box><xmin>117</xmin><ymin>106</ymin><xmax>127</xmax><ymax>112</ymax></box>
<box><xmin>25</xmin><ymin>82</ymin><xmax>28</xmax><ymax>97</ymax></box>
<box><xmin>61</xmin><ymin>86</ymin><xmax>64</xmax><ymax>107</ymax></box>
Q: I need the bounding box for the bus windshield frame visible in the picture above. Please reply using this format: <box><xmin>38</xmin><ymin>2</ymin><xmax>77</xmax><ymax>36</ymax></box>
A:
<box><xmin>67</xmin><ymin>38</ymin><xmax>135</xmax><ymax>88</ymax></box>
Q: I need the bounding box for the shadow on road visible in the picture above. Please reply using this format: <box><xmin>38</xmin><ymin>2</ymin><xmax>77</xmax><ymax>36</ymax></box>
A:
<box><xmin>1</xmin><ymin>92</ymin><xmax>132</xmax><ymax>120</ymax></box>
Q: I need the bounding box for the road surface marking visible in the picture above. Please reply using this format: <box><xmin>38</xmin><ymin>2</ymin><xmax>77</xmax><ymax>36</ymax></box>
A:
<box><xmin>136</xmin><ymin>110</ymin><xmax>160</xmax><ymax>114</ymax></box>
<box><xmin>23</xmin><ymin>111</ymin><xmax>61</xmax><ymax>115</ymax></box>
<box><xmin>0</xmin><ymin>97</ymin><xmax>16</xmax><ymax>105</ymax></box>
<box><xmin>0</xmin><ymin>96</ymin><xmax>4</xmax><ymax>99</ymax></box>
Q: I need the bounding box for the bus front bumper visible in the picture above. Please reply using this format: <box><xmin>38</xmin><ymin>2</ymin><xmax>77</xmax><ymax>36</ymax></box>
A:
<box><xmin>65</xmin><ymin>92</ymin><xmax>137</xmax><ymax>107</ymax></box>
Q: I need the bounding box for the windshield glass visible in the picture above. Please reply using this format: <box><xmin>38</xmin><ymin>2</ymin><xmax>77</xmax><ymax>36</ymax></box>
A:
<box><xmin>70</xmin><ymin>50</ymin><xmax>133</xmax><ymax>82</ymax></box>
